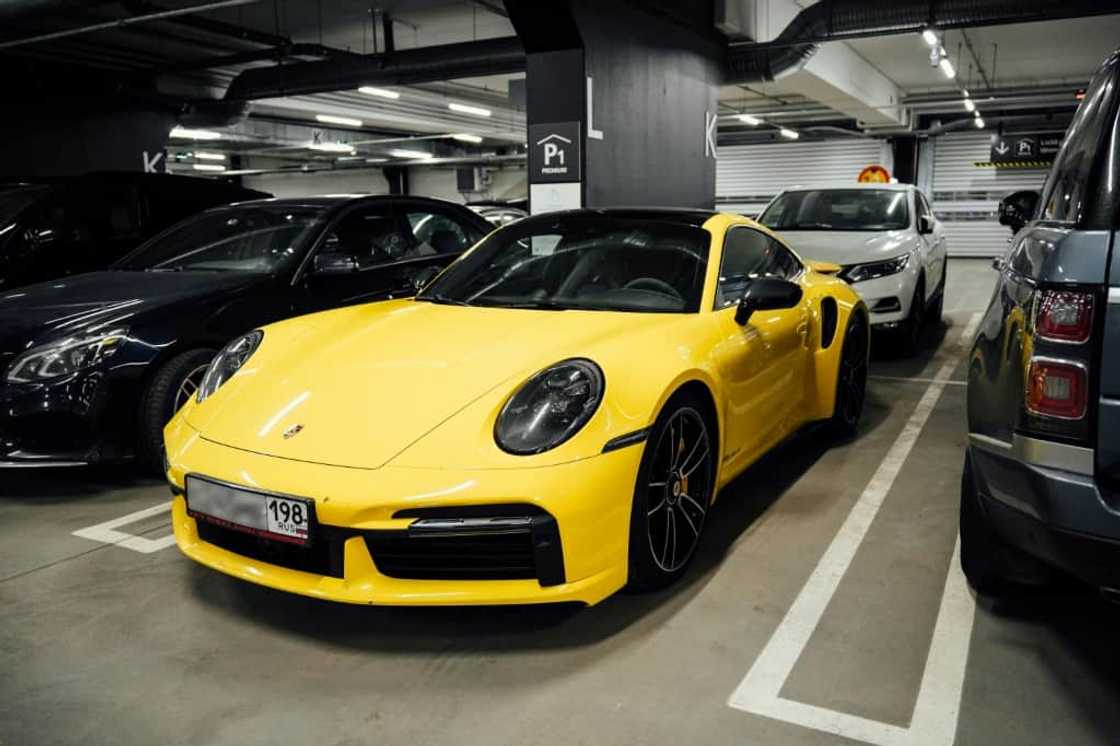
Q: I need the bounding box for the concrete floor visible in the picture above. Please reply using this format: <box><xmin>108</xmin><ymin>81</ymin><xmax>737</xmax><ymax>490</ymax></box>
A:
<box><xmin>3</xmin><ymin>258</ymin><xmax>1119</xmax><ymax>745</ymax></box>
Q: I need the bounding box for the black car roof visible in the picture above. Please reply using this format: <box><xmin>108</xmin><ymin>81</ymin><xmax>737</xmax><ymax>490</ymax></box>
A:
<box><xmin>223</xmin><ymin>194</ymin><xmax>471</xmax><ymax>210</ymax></box>
<box><xmin>519</xmin><ymin>207</ymin><xmax>717</xmax><ymax>227</ymax></box>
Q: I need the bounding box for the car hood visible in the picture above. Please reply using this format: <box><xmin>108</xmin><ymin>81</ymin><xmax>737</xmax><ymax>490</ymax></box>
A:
<box><xmin>188</xmin><ymin>300</ymin><xmax>681</xmax><ymax>470</ymax></box>
<box><xmin>0</xmin><ymin>271</ymin><xmax>262</xmax><ymax>351</ymax></box>
<box><xmin>776</xmin><ymin>229</ymin><xmax>914</xmax><ymax>266</ymax></box>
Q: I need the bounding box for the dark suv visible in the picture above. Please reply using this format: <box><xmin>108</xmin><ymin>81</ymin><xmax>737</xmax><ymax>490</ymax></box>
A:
<box><xmin>0</xmin><ymin>172</ymin><xmax>267</xmax><ymax>289</ymax></box>
<box><xmin>962</xmin><ymin>50</ymin><xmax>1120</xmax><ymax>596</ymax></box>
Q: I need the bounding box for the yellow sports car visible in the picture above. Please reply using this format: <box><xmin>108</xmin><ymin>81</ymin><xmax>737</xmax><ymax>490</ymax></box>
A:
<box><xmin>164</xmin><ymin>209</ymin><xmax>867</xmax><ymax>607</ymax></box>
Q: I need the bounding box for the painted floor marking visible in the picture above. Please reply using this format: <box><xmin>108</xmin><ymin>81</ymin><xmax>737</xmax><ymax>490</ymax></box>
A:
<box><xmin>870</xmin><ymin>375</ymin><xmax>967</xmax><ymax>387</ymax></box>
<box><xmin>72</xmin><ymin>501</ymin><xmax>175</xmax><ymax>554</ymax></box>
<box><xmin>729</xmin><ymin>313</ymin><xmax>982</xmax><ymax>746</ymax></box>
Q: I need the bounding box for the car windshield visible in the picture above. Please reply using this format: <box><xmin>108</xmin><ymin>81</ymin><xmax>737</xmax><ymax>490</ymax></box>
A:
<box><xmin>0</xmin><ymin>185</ymin><xmax>49</xmax><ymax>224</ymax></box>
<box><xmin>417</xmin><ymin>216</ymin><xmax>710</xmax><ymax>313</ymax></box>
<box><xmin>115</xmin><ymin>204</ymin><xmax>325</xmax><ymax>272</ymax></box>
<box><xmin>760</xmin><ymin>189</ymin><xmax>910</xmax><ymax>231</ymax></box>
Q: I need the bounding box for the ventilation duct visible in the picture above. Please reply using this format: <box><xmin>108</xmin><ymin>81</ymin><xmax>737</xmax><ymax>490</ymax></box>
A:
<box><xmin>728</xmin><ymin>0</ymin><xmax>1120</xmax><ymax>83</ymax></box>
<box><xmin>223</xmin><ymin>36</ymin><xmax>525</xmax><ymax>101</ymax></box>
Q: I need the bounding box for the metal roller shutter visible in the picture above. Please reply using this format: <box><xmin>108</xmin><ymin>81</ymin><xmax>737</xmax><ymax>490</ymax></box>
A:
<box><xmin>931</xmin><ymin>131</ymin><xmax>1049</xmax><ymax>257</ymax></box>
<box><xmin>716</xmin><ymin>139</ymin><xmax>881</xmax><ymax>218</ymax></box>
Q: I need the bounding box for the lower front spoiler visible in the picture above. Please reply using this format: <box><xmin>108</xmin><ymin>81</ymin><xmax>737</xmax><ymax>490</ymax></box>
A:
<box><xmin>172</xmin><ymin>496</ymin><xmax>625</xmax><ymax>606</ymax></box>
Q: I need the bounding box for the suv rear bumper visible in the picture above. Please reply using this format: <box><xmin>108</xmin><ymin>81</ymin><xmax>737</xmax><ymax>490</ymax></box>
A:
<box><xmin>969</xmin><ymin>436</ymin><xmax>1120</xmax><ymax>588</ymax></box>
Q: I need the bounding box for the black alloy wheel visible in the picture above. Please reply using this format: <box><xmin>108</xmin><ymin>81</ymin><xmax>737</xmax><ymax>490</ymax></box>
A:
<box><xmin>628</xmin><ymin>395</ymin><xmax>715</xmax><ymax>589</ymax></box>
<box><xmin>830</xmin><ymin>313</ymin><xmax>869</xmax><ymax>436</ymax></box>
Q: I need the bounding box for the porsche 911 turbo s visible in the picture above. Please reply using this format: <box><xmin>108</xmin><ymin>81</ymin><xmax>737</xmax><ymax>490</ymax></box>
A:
<box><xmin>165</xmin><ymin>208</ymin><xmax>869</xmax><ymax>606</ymax></box>
<box><xmin>0</xmin><ymin>195</ymin><xmax>490</xmax><ymax>471</ymax></box>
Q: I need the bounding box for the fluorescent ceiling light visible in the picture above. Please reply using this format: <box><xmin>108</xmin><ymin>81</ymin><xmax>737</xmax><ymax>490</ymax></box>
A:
<box><xmin>389</xmin><ymin>148</ymin><xmax>433</xmax><ymax>159</ymax></box>
<box><xmin>938</xmin><ymin>57</ymin><xmax>956</xmax><ymax>79</ymax></box>
<box><xmin>448</xmin><ymin>102</ymin><xmax>492</xmax><ymax>117</ymax></box>
<box><xmin>961</xmin><ymin>88</ymin><xmax>970</xmax><ymax>97</ymax></box>
<box><xmin>365</xmin><ymin>157</ymin><xmax>388</xmax><ymax>163</ymax></box>
<box><xmin>963</xmin><ymin>98</ymin><xmax>976</xmax><ymax>112</ymax></box>
<box><xmin>974</xmin><ymin>116</ymin><xmax>986</xmax><ymax>129</ymax></box>
<box><xmin>921</xmin><ymin>28</ymin><xmax>938</xmax><ymax>46</ymax></box>
<box><xmin>358</xmin><ymin>86</ymin><xmax>400</xmax><ymax>99</ymax></box>
<box><xmin>778</xmin><ymin>127</ymin><xmax>799</xmax><ymax>140</ymax></box>
<box><xmin>192</xmin><ymin>163</ymin><xmax>226</xmax><ymax>172</ymax></box>
<box><xmin>308</xmin><ymin>142</ymin><xmax>356</xmax><ymax>154</ymax></box>
<box><xmin>193</xmin><ymin>151</ymin><xmax>226</xmax><ymax>161</ymax></box>
<box><xmin>737</xmin><ymin>114</ymin><xmax>763</xmax><ymax>125</ymax></box>
<box><xmin>316</xmin><ymin>114</ymin><xmax>363</xmax><ymax>127</ymax></box>
<box><xmin>170</xmin><ymin>126</ymin><xmax>221</xmax><ymax>140</ymax></box>
<box><xmin>451</xmin><ymin>133</ymin><xmax>483</xmax><ymax>144</ymax></box>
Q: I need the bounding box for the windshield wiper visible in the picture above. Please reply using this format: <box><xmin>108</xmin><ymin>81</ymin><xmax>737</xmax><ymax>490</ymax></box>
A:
<box><xmin>790</xmin><ymin>222</ymin><xmax>834</xmax><ymax>230</ymax></box>
<box><xmin>146</xmin><ymin>265</ymin><xmax>183</xmax><ymax>272</ymax></box>
<box><xmin>418</xmin><ymin>293</ymin><xmax>472</xmax><ymax>306</ymax></box>
<box><xmin>487</xmin><ymin>300</ymin><xmax>569</xmax><ymax>310</ymax></box>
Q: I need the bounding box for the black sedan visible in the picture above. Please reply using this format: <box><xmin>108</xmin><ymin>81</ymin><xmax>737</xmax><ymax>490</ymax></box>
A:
<box><xmin>0</xmin><ymin>195</ymin><xmax>491</xmax><ymax>471</ymax></box>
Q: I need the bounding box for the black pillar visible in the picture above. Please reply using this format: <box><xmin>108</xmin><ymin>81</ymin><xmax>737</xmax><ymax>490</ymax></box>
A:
<box><xmin>507</xmin><ymin>0</ymin><xmax>723</xmax><ymax>213</ymax></box>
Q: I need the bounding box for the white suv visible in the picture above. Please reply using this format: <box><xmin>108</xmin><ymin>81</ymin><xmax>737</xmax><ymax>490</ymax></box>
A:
<box><xmin>759</xmin><ymin>183</ymin><xmax>948</xmax><ymax>354</ymax></box>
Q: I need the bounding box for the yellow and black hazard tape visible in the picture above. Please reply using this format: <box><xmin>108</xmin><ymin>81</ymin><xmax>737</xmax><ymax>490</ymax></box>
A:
<box><xmin>972</xmin><ymin>160</ymin><xmax>1054</xmax><ymax>169</ymax></box>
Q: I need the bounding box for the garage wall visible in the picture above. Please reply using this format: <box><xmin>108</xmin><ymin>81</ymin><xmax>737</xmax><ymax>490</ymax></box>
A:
<box><xmin>930</xmin><ymin>131</ymin><xmax>1049</xmax><ymax>257</ymax></box>
<box><xmin>242</xmin><ymin>169</ymin><xmax>391</xmax><ymax>198</ymax></box>
<box><xmin>408</xmin><ymin>167</ymin><xmax>528</xmax><ymax>203</ymax></box>
<box><xmin>716</xmin><ymin>139</ymin><xmax>884</xmax><ymax>217</ymax></box>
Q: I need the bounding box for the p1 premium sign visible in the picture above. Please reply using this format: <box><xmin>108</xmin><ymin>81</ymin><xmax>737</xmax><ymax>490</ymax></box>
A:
<box><xmin>990</xmin><ymin>133</ymin><xmax>1062</xmax><ymax>164</ymax></box>
<box><xmin>529</xmin><ymin>121</ymin><xmax>581</xmax><ymax>183</ymax></box>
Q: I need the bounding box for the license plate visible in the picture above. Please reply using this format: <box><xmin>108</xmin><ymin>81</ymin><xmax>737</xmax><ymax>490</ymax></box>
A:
<box><xmin>185</xmin><ymin>475</ymin><xmax>312</xmax><ymax>545</ymax></box>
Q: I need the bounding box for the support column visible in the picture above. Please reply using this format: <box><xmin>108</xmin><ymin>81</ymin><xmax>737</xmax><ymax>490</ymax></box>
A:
<box><xmin>507</xmin><ymin>1</ymin><xmax>723</xmax><ymax>212</ymax></box>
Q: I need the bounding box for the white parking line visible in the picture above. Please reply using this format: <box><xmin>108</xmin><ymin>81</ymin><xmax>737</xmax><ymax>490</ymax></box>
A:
<box><xmin>870</xmin><ymin>375</ymin><xmax>967</xmax><ymax>387</ymax></box>
<box><xmin>72</xmin><ymin>501</ymin><xmax>176</xmax><ymax>554</ymax></box>
<box><xmin>728</xmin><ymin>313</ymin><xmax>982</xmax><ymax>746</ymax></box>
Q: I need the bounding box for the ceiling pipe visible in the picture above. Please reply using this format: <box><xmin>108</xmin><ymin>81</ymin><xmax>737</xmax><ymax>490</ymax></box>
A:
<box><xmin>727</xmin><ymin>0</ymin><xmax>1120</xmax><ymax>83</ymax></box>
<box><xmin>0</xmin><ymin>0</ymin><xmax>262</xmax><ymax>51</ymax></box>
<box><xmin>222</xmin><ymin>36</ymin><xmax>525</xmax><ymax>101</ymax></box>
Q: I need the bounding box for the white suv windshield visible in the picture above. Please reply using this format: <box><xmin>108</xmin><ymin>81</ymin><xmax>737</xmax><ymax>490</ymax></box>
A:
<box><xmin>761</xmin><ymin>189</ymin><xmax>910</xmax><ymax>231</ymax></box>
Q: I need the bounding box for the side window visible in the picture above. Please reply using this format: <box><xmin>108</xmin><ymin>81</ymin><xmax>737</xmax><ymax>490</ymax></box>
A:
<box><xmin>716</xmin><ymin>227</ymin><xmax>801</xmax><ymax>308</ymax></box>
<box><xmin>405</xmin><ymin>208</ymin><xmax>484</xmax><ymax>256</ymax></box>
<box><xmin>320</xmin><ymin>207</ymin><xmax>409</xmax><ymax>268</ymax></box>
<box><xmin>1038</xmin><ymin>60</ymin><xmax>1118</xmax><ymax>225</ymax></box>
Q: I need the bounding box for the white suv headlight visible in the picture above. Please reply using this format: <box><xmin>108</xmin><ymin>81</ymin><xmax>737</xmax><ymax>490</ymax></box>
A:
<box><xmin>841</xmin><ymin>254</ymin><xmax>910</xmax><ymax>284</ymax></box>
<box><xmin>6</xmin><ymin>329</ymin><xmax>129</xmax><ymax>383</ymax></box>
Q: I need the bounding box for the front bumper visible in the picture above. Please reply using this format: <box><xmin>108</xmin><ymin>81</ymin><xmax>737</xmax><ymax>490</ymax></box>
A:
<box><xmin>165</xmin><ymin>417</ymin><xmax>643</xmax><ymax>606</ymax></box>
<box><xmin>0</xmin><ymin>370</ymin><xmax>133</xmax><ymax>466</ymax></box>
<box><xmin>969</xmin><ymin>441</ymin><xmax>1120</xmax><ymax>588</ymax></box>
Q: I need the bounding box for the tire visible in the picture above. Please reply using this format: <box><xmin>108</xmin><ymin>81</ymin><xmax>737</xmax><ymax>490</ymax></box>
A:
<box><xmin>627</xmin><ymin>392</ymin><xmax>716</xmax><ymax>591</ymax></box>
<box><xmin>900</xmin><ymin>275</ymin><xmax>926</xmax><ymax>356</ymax></box>
<box><xmin>959</xmin><ymin>453</ymin><xmax>1047</xmax><ymax>596</ymax></box>
<box><xmin>928</xmin><ymin>264</ymin><xmax>946</xmax><ymax>325</ymax></box>
<box><xmin>828</xmin><ymin>311</ymin><xmax>869</xmax><ymax>438</ymax></box>
<box><xmin>137</xmin><ymin>348</ymin><xmax>216</xmax><ymax>474</ymax></box>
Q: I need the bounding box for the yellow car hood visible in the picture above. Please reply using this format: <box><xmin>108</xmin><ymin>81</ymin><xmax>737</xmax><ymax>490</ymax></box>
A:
<box><xmin>188</xmin><ymin>299</ymin><xmax>675</xmax><ymax>470</ymax></box>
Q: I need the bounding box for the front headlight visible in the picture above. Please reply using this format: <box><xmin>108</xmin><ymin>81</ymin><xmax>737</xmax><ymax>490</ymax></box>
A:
<box><xmin>196</xmin><ymin>330</ymin><xmax>263</xmax><ymax>404</ymax></box>
<box><xmin>495</xmin><ymin>358</ymin><xmax>604</xmax><ymax>454</ymax></box>
<box><xmin>5</xmin><ymin>329</ymin><xmax>128</xmax><ymax>383</ymax></box>
<box><xmin>841</xmin><ymin>254</ymin><xmax>910</xmax><ymax>283</ymax></box>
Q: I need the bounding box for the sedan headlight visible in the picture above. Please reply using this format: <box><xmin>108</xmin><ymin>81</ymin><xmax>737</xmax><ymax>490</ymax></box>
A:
<box><xmin>5</xmin><ymin>329</ymin><xmax>128</xmax><ymax>383</ymax></box>
<box><xmin>841</xmin><ymin>254</ymin><xmax>910</xmax><ymax>284</ymax></box>
<box><xmin>196</xmin><ymin>330</ymin><xmax>263</xmax><ymax>404</ymax></box>
<box><xmin>495</xmin><ymin>359</ymin><xmax>604</xmax><ymax>454</ymax></box>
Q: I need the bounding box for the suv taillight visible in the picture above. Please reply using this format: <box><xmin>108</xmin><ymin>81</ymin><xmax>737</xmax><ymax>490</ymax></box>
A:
<box><xmin>1035</xmin><ymin>290</ymin><xmax>1095</xmax><ymax>343</ymax></box>
<box><xmin>1026</xmin><ymin>358</ymin><xmax>1088</xmax><ymax>420</ymax></box>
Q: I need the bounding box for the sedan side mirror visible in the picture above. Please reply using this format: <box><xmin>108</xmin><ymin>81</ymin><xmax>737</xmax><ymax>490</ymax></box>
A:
<box><xmin>735</xmin><ymin>278</ymin><xmax>803</xmax><ymax>326</ymax></box>
<box><xmin>918</xmin><ymin>215</ymin><xmax>935</xmax><ymax>235</ymax></box>
<box><xmin>312</xmin><ymin>253</ymin><xmax>359</xmax><ymax>275</ymax></box>
<box><xmin>998</xmin><ymin>190</ymin><xmax>1040</xmax><ymax>235</ymax></box>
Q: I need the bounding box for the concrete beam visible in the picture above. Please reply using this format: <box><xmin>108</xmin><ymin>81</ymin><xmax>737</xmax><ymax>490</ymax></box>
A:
<box><xmin>741</xmin><ymin>0</ymin><xmax>905</xmax><ymax>127</ymax></box>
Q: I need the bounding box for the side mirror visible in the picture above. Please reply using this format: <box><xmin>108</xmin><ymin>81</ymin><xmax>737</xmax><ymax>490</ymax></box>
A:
<box><xmin>918</xmin><ymin>215</ymin><xmax>935</xmax><ymax>235</ymax></box>
<box><xmin>312</xmin><ymin>253</ymin><xmax>359</xmax><ymax>275</ymax></box>
<box><xmin>807</xmin><ymin>259</ymin><xmax>842</xmax><ymax>275</ymax></box>
<box><xmin>998</xmin><ymin>190</ymin><xmax>1040</xmax><ymax>235</ymax></box>
<box><xmin>735</xmin><ymin>278</ymin><xmax>803</xmax><ymax>326</ymax></box>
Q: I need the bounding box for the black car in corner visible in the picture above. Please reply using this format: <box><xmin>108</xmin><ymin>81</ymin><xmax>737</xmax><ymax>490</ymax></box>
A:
<box><xmin>0</xmin><ymin>195</ymin><xmax>491</xmax><ymax>471</ymax></box>
<box><xmin>0</xmin><ymin>172</ymin><xmax>268</xmax><ymax>290</ymax></box>
<box><xmin>961</xmin><ymin>50</ymin><xmax>1120</xmax><ymax>598</ymax></box>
